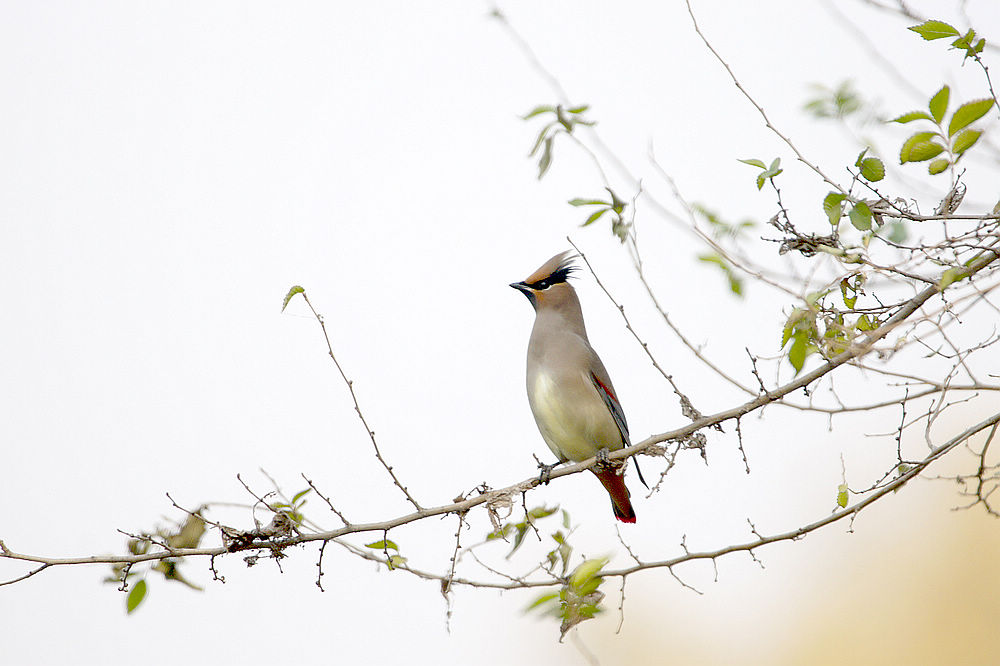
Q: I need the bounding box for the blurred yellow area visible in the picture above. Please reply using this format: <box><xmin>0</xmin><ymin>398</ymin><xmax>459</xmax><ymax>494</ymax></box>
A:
<box><xmin>586</xmin><ymin>479</ymin><xmax>1000</xmax><ymax>665</ymax></box>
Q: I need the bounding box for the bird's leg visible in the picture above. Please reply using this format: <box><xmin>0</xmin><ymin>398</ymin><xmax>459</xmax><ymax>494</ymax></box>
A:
<box><xmin>595</xmin><ymin>447</ymin><xmax>611</xmax><ymax>472</ymax></box>
<box><xmin>537</xmin><ymin>461</ymin><xmax>559</xmax><ymax>485</ymax></box>
<box><xmin>534</xmin><ymin>454</ymin><xmax>560</xmax><ymax>485</ymax></box>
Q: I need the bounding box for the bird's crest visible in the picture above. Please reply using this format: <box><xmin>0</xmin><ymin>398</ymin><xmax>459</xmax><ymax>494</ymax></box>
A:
<box><xmin>523</xmin><ymin>251</ymin><xmax>578</xmax><ymax>289</ymax></box>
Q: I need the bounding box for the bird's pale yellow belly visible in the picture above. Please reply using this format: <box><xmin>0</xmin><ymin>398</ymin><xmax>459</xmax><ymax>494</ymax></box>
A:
<box><xmin>528</xmin><ymin>371</ymin><xmax>622</xmax><ymax>463</ymax></box>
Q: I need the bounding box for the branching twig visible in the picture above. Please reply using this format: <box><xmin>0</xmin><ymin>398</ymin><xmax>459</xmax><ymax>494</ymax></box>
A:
<box><xmin>299</xmin><ymin>293</ymin><xmax>422</xmax><ymax>511</ymax></box>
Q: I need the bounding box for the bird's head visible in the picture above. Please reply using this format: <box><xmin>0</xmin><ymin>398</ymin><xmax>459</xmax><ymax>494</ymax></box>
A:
<box><xmin>509</xmin><ymin>251</ymin><xmax>578</xmax><ymax>311</ymax></box>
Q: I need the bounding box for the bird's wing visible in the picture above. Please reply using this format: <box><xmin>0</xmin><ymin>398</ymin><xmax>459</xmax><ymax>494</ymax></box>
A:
<box><xmin>589</xmin><ymin>365</ymin><xmax>629</xmax><ymax>447</ymax></box>
<box><xmin>590</xmin><ymin>358</ymin><xmax>648</xmax><ymax>488</ymax></box>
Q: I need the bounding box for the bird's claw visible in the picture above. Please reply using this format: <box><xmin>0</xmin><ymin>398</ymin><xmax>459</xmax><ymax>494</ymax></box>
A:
<box><xmin>595</xmin><ymin>447</ymin><xmax>611</xmax><ymax>471</ymax></box>
<box><xmin>537</xmin><ymin>461</ymin><xmax>558</xmax><ymax>485</ymax></box>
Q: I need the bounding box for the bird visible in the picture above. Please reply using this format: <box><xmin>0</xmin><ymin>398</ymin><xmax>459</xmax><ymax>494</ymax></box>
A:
<box><xmin>510</xmin><ymin>251</ymin><xmax>642</xmax><ymax>523</ymax></box>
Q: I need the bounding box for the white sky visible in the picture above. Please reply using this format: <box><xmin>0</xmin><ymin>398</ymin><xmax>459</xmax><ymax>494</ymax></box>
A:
<box><xmin>2</xmin><ymin>1</ymin><xmax>999</xmax><ymax>664</ymax></box>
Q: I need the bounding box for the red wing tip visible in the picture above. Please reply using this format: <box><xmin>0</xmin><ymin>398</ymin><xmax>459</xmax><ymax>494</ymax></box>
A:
<box><xmin>615</xmin><ymin>515</ymin><xmax>637</xmax><ymax>524</ymax></box>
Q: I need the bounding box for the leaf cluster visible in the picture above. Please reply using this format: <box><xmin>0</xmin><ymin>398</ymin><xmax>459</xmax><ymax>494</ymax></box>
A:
<box><xmin>892</xmin><ymin>85</ymin><xmax>993</xmax><ymax>175</ymax></box>
<box><xmin>780</xmin><ymin>280</ymin><xmax>876</xmax><ymax>375</ymax></box>
<box><xmin>364</xmin><ymin>538</ymin><xmax>408</xmax><ymax>570</ymax></box>
<box><xmin>486</xmin><ymin>504</ymin><xmax>561</xmax><ymax>559</ymax></box>
<box><xmin>568</xmin><ymin>188</ymin><xmax>630</xmax><ymax>242</ymax></box>
<box><xmin>526</xmin><ymin>556</ymin><xmax>609</xmax><ymax>640</ymax></box>
<box><xmin>524</xmin><ymin>104</ymin><xmax>595</xmax><ymax>179</ymax></box>
<box><xmin>270</xmin><ymin>487</ymin><xmax>311</xmax><ymax>528</ymax></box>
<box><xmin>107</xmin><ymin>511</ymin><xmax>208</xmax><ymax>614</ymax></box>
<box><xmin>738</xmin><ymin>156</ymin><xmax>783</xmax><ymax>190</ymax></box>
<box><xmin>909</xmin><ymin>19</ymin><xmax>986</xmax><ymax>61</ymax></box>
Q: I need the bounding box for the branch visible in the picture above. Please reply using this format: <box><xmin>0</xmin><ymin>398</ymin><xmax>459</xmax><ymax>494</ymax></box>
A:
<box><xmin>684</xmin><ymin>0</ymin><xmax>846</xmax><ymax>193</ymax></box>
<box><xmin>299</xmin><ymin>293</ymin><xmax>422</xmax><ymax>511</ymax></box>
<box><xmin>4</xmin><ymin>245</ymin><xmax>996</xmax><ymax>588</ymax></box>
<box><xmin>602</xmin><ymin>409</ymin><xmax>1000</xmax><ymax>580</ymax></box>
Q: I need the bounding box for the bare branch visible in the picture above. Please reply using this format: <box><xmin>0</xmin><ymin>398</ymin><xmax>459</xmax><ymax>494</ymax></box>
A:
<box><xmin>299</xmin><ymin>293</ymin><xmax>422</xmax><ymax>511</ymax></box>
<box><xmin>684</xmin><ymin>0</ymin><xmax>846</xmax><ymax>193</ymax></box>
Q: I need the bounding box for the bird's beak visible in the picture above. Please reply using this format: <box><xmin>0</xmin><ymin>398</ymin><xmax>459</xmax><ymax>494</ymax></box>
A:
<box><xmin>509</xmin><ymin>281</ymin><xmax>537</xmax><ymax>306</ymax></box>
<box><xmin>509</xmin><ymin>281</ymin><xmax>532</xmax><ymax>295</ymax></box>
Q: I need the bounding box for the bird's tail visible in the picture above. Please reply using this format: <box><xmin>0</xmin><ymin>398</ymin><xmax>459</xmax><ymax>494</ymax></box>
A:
<box><xmin>593</xmin><ymin>468</ymin><xmax>636</xmax><ymax>523</ymax></box>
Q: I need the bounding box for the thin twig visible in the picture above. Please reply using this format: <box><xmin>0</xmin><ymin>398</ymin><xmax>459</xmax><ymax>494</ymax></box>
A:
<box><xmin>300</xmin><ymin>293</ymin><xmax>422</xmax><ymax>510</ymax></box>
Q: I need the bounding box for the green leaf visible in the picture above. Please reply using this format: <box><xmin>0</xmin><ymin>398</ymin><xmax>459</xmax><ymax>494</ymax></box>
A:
<box><xmin>365</xmin><ymin>539</ymin><xmax>399</xmax><ymax>551</ymax></box>
<box><xmin>899</xmin><ymin>131</ymin><xmax>936</xmax><ymax>162</ymax></box>
<box><xmin>928</xmin><ymin>85</ymin><xmax>950</xmax><ymax>123</ymax></box>
<box><xmin>823</xmin><ymin>192</ymin><xmax>846</xmax><ymax>225</ymax></box>
<box><xmin>859</xmin><ymin>157</ymin><xmax>885</xmax><ymax>182</ymax></box>
<box><xmin>891</xmin><ymin>110</ymin><xmax>933</xmax><ymax>124</ymax></box>
<box><xmin>508</xmin><ymin>524</ymin><xmax>528</xmax><ymax>557</ymax></box>
<box><xmin>953</xmin><ymin>29</ymin><xmax>975</xmax><ymax>46</ymax></box>
<box><xmin>528</xmin><ymin>124</ymin><xmax>552</xmax><ymax>157</ymax></box>
<box><xmin>127</xmin><ymin>539</ymin><xmax>149</xmax><ymax>556</ymax></box>
<box><xmin>566</xmin><ymin>105</ymin><xmax>590</xmax><ymax>114</ymax></box>
<box><xmin>849</xmin><ymin>201</ymin><xmax>873</xmax><ymax>231</ymax></box>
<box><xmin>697</xmin><ymin>254</ymin><xmax>744</xmax><ymax>298</ymax></box>
<box><xmin>387</xmin><ymin>555</ymin><xmax>407</xmax><ymax>570</ymax></box>
<box><xmin>948</xmin><ymin>99</ymin><xmax>994</xmax><ymax>136</ymax></box>
<box><xmin>782</xmin><ymin>309</ymin><xmax>808</xmax><ymax>348</ymax></box>
<box><xmin>562</xmin><ymin>509</ymin><xmax>571</xmax><ymax>529</ymax></box>
<box><xmin>856</xmin><ymin>314</ymin><xmax>876</xmax><ymax>331</ymax></box>
<box><xmin>738</xmin><ymin>158</ymin><xmax>766</xmax><ymax>168</ymax></box>
<box><xmin>537</xmin><ymin>135</ymin><xmax>554</xmax><ymax>179</ymax></box>
<box><xmin>927</xmin><ymin>158</ymin><xmax>950</xmax><ymax>175</ymax></box>
<box><xmin>902</xmin><ymin>130</ymin><xmax>937</xmax><ymax>144</ymax></box>
<box><xmin>528</xmin><ymin>505</ymin><xmax>559</xmax><ymax>520</ymax></box>
<box><xmin>939</xmin><ymin>267</ymin><xmax>968</xmax><ymax>290</ymax></box>
<box><xmin>837</xmin><ymin>483</ymin><xmax>849</xmax><ymax>508</ymax></box>
<box><xmin>582</xmin><ymin>208</ymin><xmax>608</xmax><ymax>227</ymax></box>
<box><xmin>281</xmin><ymin>285</ymin><xmax>305</xmax><ymax>312</ymax></box>
<box><xmin>755</xmin><ymin>173</ymin><xmax>767</xmax><ymax>190</ymax></box>
<box><xmin>885</xmin><ymin>221</ymin><xmax>908</xmax><ymax>244</ymax></box>
<box><xmin>526</xmin><ymin>592</ymin><xmax>559</xmax><ymax>611</ymax></box>
<box><xmin>569</xmin><ymin>557</ymin><xmax>608</xmax><ymax>590</ymax></box>
<box><xmin>728</xmin><ymin>274</ymin><xmax>744</xmax><ymax>297</ymax></box>
<box><xmin>575</xmin><ymin>577</ymin><xmax>602</xmax><ymax>597</ymax></box>
<box><xmin>952</xmin><ymin>128</ymin><xmax>982</xmax><ymax>154</ymax></box>
<box><xmin>522</xmin><ymin>105</ymin><xmax>556</xmax><ymax>119</ymax></box>
<box><xmin>291</xmin><ymin>488</ymin><xmax>311</xmax><ymax>504</ymax></box>
<box><xmin>908</xmin><ymin>20</ymin><xmax>960</xmax><ymax>40</ymax></box>
<box><xmin>486</xmin><ymin>524</ymin><xmax>511</xmax><ymax>541</ymax></box>
<box><xmin>168</xmin><ymin>513</ymin><xmax>206</xmax><ymax>549</ymax></box>
<box><xmin>900</xmin><ymin>139</ymin><xmax>945</xmax><ymax>164</ymax></box>
<box><xmin>840</xmin><ymin>278</ymin><xmax>857</xmax><ymax>309</ymax></box>
<box><xmin>568</xmin><ymin>198</ymin><xmax>608</xmax><ymax>207</ymax></box>
<box><xmin>126</xmin><ymin>579</ymin><xmax>147</xmax><ymax>614</ymax></box>
<box><xmin>951</xmin><ymin>29</ymin><xmax>979</xmax><ymax>54</ymax></box>
<box><xmin>761</xmin><ymin>157</ymin><xmax>784</xmax><ymax>183</ymax></box>
<box><xmin>697</xmin><ymin>253</ymin><xmax>725</xmax><ymax>268</ymax></box>
<box><xmin>805</xmin><ymin>289</ymin><xmax>829</xmax><ymax>307</ymax></box>
<box><xmin>788</xmin><ymin>335</ymin><xmax>808</xmax><ymax>374</ymax></box>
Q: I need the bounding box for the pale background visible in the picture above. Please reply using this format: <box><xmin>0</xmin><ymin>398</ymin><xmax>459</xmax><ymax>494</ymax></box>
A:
<box><xmin>2</xmin><ymin>1</ymin><xmax>999</xmax><ymax>664</ymax></box>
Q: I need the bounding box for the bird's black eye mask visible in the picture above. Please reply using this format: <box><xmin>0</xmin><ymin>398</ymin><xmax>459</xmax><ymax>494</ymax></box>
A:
<box><xmin>526</xmin><ymin>264</ymin><xmax>575</xmax><ymax>290</ymax></box>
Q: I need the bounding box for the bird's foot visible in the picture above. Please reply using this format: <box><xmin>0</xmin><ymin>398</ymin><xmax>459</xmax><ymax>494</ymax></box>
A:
<box><xmin>595</xmin><ymin>447</ymin><xmax>611</xmax><ymax>471</ymax></box>
<box><xmin>537</xmin><ymin>460</ymin><xmax>559</xmax><ymax>485</ymax></box>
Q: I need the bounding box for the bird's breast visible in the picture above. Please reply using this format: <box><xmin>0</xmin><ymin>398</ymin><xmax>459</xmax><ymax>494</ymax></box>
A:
<box><xmin>527</xmin><ymin>369</ymin><xmax>622</xmax><ymax>463</ymax></box>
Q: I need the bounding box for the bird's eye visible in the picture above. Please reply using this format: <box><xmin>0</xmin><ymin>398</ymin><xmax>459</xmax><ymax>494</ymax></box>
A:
<box><xmin>536</xmin><ymin>280</ymin><xmax>549</xmax><ymax>289</ymax></box>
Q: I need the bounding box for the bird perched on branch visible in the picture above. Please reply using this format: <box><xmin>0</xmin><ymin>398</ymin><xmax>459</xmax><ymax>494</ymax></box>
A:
<box><xmin>510</xmin><ymin>251</ymin><xmax>644</xmax><ymax>523</ymax></box>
